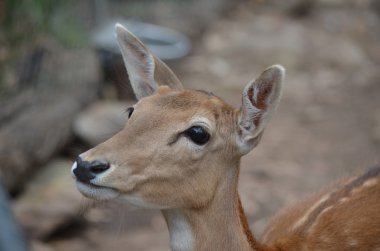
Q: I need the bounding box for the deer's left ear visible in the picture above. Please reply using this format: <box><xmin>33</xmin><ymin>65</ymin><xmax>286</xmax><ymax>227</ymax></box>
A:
<box><xmin>237</xmin><ymin>65</ymin><xmax>285</xmax><ymax>155</ymax></box>
<box><xmin>115</xmin><ymin>23</ymin><xmax>183</xmax><ymax>100</ymax></box>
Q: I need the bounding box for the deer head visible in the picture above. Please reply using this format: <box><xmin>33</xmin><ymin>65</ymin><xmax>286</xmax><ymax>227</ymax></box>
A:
<box><xmin>71</xmin><ymin>23</ymin><xmax>284</xmax><ymax>211</ymax></box>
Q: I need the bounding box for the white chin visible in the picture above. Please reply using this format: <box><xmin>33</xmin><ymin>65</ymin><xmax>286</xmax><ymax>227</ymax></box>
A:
<box><xmin>75</xmin><ymin>181</ymin><xmax>120</xmax><ymax>200</ymax></box>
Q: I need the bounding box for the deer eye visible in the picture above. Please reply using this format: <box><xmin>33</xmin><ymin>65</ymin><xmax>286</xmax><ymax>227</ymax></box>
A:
<box><xmin>184</xmin><ymin>126</ymin><xmax>210</xmax><ymax>145</ymax></box>
<box><xmin>127</xmin><ymin>107</ymin><xmax>134</xmax><ymax>118</ymax></box>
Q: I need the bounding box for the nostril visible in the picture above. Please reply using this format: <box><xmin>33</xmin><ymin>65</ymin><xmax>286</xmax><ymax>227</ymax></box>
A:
<box><xmin>73</xmin><ymin>158</ymin><xmax>95</xmax><ymax>183</ymax></box>
<box><xmin>89</xmin><ymin>161</ymin><xmax>110</xmax><ymax>174</ymax></box>
<box><xmin>73</xmin><ymin>157</ymin><xmax>109</xmax><ymax>183</ymax></box>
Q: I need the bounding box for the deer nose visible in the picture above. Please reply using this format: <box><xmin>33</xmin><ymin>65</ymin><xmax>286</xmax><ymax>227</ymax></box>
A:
<box><xmin>73</xmin><ymin>156</ymin><xmax>110</xmax><ymax>183</ymax></box>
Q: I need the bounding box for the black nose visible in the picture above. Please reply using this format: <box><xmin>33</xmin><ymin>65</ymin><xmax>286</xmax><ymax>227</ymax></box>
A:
<box><xmin>73</xmin><ymin>157</ymin><xmax>110</xmax><ymax>183</ymax></box>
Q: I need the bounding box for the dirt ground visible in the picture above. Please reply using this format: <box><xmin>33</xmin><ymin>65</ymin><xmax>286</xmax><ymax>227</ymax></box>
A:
<box><xmin>47</xmin><ymin>2</ymin><xmax>380</xmax><ymax>251</ymax></box>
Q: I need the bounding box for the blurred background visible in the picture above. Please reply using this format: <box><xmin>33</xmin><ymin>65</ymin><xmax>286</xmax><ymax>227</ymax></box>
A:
<box><xmin>0</xmin><ymin>0</ymin><xmax>380</xmax><ymax>250</ymax></box>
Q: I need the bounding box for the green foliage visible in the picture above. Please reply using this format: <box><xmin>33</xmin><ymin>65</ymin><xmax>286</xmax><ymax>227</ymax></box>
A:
<box><xmin>1</xmin><ymin>0</ymin><xmax>88</xmax><ymax>47</ymax></box>
<box><xmin>0</xmin><ymin>0</ymin><xmax>89</xmax><ymax>90</ymax></box>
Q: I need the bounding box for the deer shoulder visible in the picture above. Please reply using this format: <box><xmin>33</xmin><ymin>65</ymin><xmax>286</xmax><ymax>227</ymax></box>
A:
<box><xmin>262</xmin><ymin>166</ymin><xmax>380</xmax><ymax>251</ymax></box>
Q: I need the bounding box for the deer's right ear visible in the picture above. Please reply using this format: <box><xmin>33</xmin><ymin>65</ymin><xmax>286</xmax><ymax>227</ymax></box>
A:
<box><xmin>237</xmin><ymin>65</ymin><xmax>285</xmax><ymax>155</ymax></box>
<box><xmin>115</xmin><ymin>23</ymin><xmax>183</xmax><ymax>100</ymax></box>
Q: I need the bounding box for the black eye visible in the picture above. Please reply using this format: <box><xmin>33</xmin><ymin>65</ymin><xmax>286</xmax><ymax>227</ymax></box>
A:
<box><xmin>184</xmin><ymin>126</ymin><xmax>210</xmax><ymax>145</ymax></box>
<box><xmin>127</xmin><ymin>107</ymin><xmax>134</xmax><ymax>118</ymax></box>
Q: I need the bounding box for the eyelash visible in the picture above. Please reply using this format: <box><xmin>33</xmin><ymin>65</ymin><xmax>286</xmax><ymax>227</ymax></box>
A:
<box><xmin>168</xmin><ymin>126</ymin><xmax>211</xmax><ymax>146</ymax></box>
<box><xmin>126</xmin><ymin>107</ymin><xmax>134</xmax><ymax>118</ymax></box>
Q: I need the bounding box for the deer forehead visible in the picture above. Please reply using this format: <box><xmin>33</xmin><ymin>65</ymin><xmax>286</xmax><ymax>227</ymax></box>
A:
<box><xmin>131</xmin><ymin>88</ymin><xmax>236</xmax><ymax>132</ymax></box>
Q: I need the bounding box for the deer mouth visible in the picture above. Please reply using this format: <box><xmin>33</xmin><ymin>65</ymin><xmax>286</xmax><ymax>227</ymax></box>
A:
<box><xmin>75</xmin><ymin>180</ymin><xmax>120</xmax><ymax>200</ymax></box>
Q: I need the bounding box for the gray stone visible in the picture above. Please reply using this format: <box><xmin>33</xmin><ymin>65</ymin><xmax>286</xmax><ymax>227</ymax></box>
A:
<box><xmin>73</xmin><ymin>101</ymin><xmax>134</xmax><ymax>146</ymax></box>
<box><xmin>0</xmin><ymin>39</ymin><xmax>101</xmax><ymax>193</ymax></box>
<box><xmin>373</xmin><ymin>110</ymin><xmax>380</xmax><ymax>143</ymax></box>
<box><xmin>31</xmin><ymin>241</ymin><xmax>54</xmax><ymax>251</ymax></box>
<box><xmin>13</xmin><ymin>159</ymin><xmax>83</xmax><ymax>239</ymax></box>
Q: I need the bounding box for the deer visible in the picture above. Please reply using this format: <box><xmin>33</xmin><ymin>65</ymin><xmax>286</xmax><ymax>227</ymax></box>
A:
<box><xmin>71</xmin><ymin>23</ymin><xmax>380</xmax><ymax>251</ymax></box>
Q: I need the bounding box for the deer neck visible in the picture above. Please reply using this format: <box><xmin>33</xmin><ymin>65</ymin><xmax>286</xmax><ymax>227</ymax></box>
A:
<box><xmin>162</xmin><ymin>164</ymin><xmax>265</xmax><ymax>251</ymax></box>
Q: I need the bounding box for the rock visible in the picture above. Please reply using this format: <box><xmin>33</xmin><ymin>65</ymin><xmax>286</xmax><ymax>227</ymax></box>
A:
<box><xmin>0</xmin><ymin>39</ymin><xmax>101</xmax><ymax>193</ymax></box>
<box><xmin>73</xmin><ymin>101</ymin><xmax>134</xmax><ymax>146</ymax></box>
<box><xmin>31</xmin><ymin>241</ymin><xmax>54</xmax><ymax>251</ymax></box>
<box><xmin>49</xmin><ymin>238</ymin><xmax>89</xmax><ymax>251</ymax></box>
<box><xmin>13</xmin><ymin>159</ymin><xmax>84</xmax><ymax>239</ymax></box>
<box><xmin>373</xmin><ymin>111</ymin><xmax>380</xmax><ymax>143</ymax></box>
<box><xmin>317</xmin><ymin>0</ymin><xmax>371</xmax><ymax>7</ymax></box>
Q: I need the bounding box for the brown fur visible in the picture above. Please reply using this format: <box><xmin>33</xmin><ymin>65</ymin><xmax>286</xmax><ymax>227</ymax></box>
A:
<box><xmin>262</xmin><ymin>165</ymin><xmax>380</xmax><ymax>251</ymax></box>
<box><xmin>238</xmin><ymin>196</ymin><xmax>275</xmax><ymax>251</ymax></box>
